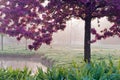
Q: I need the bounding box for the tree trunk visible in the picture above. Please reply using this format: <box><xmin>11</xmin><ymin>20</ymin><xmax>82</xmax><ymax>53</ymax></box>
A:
<box><xmin>25</xmin><ymin>38</ymin><xmax>27</xmax><ymax>50</ymax></box>
<box><xmin>84</xmin><ymin>18</ymin><xmax>91</xmax><ymax>63</ymax></box>
<box><xmin>1</xmin><ymin>34</ymin><xmax>3</xmax><ymax>51</ymax></box>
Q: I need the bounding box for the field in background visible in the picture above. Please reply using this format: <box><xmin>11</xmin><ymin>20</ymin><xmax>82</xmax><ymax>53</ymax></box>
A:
<box><xmin>36</xmin><ymin>45</ymin><xmax>120</xmax><ymax>66</ymax></box>
<box><xmin>0</xmin><ymin>46</ymin><xmax>35</xmax><ymax>55</ymax></box>
<box><xmin>0</xmin><ymin>44</ymin><xmax>120</xmax><ymax>66</ymax></box>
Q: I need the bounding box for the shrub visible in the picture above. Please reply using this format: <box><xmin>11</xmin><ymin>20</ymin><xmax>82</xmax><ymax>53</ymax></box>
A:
<box><xmin>36</xmin><ymin>60</ymin><xmax>120</xmax><ymax>80</ymax></box>
<box><xmin>0</xmin><ymin>60</ymin><xmax>120</xmax><ymax>80</ymax></box>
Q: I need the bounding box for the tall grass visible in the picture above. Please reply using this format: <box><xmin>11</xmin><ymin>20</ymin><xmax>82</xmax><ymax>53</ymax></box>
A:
<box><xmin>0</xmin><ymin>60</ymin><xmax>119</xmax><ymax>80</ymax></box>
<box><xmin>35</xmin><ymin>60</ymin><xmax>120</xmax><ymax>80</ymax></box>
<box><xmin>0</xmin><ymin>67</ymin><xmax>34</xmax><ymax>80</ymax></box>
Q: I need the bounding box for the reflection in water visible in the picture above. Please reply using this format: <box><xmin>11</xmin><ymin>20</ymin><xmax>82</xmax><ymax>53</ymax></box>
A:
<box><xmin>0</xmin><ymin>60</ymin><xmax>47</xmax><ymax>75</ymax></box>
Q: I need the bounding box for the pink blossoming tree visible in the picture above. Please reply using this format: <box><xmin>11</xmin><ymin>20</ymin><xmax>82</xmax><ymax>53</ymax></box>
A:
<box><xmin>0</xmin><ymin>0</ymin><xmax>120</xmax><ymax>62</ymax></box>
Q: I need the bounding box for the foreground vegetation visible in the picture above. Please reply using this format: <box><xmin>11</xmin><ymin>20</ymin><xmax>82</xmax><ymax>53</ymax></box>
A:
<box><xmin>0</xmin><ymin>60</ymin><xmax>120</xmax><ymax>80</ymax></box>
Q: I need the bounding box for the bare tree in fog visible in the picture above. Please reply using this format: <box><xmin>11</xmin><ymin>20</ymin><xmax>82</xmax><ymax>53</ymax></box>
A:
<box><xmin>1</xmin><ymin>34</ymin><xmax>3</xmax><ymax>51</ymax></box>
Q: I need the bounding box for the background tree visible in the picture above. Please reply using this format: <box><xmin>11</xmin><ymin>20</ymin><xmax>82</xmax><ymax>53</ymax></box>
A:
<box><xmin>0</xmin><ymin>0</ymin><xmax>120</xmax><ymax>62</ymax></box>
<box><xmin>1</xmin><ymin>34</ymin><xmax>3</xmax><ymax>51</ymax></box>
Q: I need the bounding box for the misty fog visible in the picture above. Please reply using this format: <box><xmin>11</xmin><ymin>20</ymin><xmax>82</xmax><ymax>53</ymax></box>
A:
<box><xmin>52</xmin><ymin>17</ymin><xmax>120</xmax><ymax>47</ymax></box>
<box><xmin>0</xmin><ymin>17</ymin><xmax>120</xmax><ymax>49</ymax></box>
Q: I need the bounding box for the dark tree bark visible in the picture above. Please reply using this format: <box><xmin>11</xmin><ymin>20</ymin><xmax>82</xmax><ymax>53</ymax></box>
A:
<box><xmin>84</xmin><ymin>17</ymin><xmax>91</xmax><ymax>63</ymax></box>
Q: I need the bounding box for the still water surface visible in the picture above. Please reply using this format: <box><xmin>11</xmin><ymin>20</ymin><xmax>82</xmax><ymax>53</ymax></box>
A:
<box><xmin>0</xmin><ymin>60</ymin><xmax>47</xmax><ymax>74</ymax></box>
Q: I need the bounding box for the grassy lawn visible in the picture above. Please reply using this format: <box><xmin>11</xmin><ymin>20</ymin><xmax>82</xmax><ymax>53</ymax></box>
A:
<box><xmin>36</xmin><ymin>45</ymin><xmax>120</xmax><ymax>66</ymax></box>
<box><xmin>0</xmin><ymin>46</ymin><xmax>35</xmax><ymax>55</ymax></box>
<box><xmin>0</xmin><ymin>45</ymin><xmax>120</xmax><ymax>66</ymax></box>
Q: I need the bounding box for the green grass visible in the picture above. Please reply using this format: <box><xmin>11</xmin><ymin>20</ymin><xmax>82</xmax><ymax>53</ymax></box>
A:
<box><xmin>0</xmin><ymin>46</ymin><xmax>35</xmax><ymax>55</ymax></box>
<box><xmin>36</xmin><ymin>45</ymin><xmax>120</xmax><ymax>66</ymax></box>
